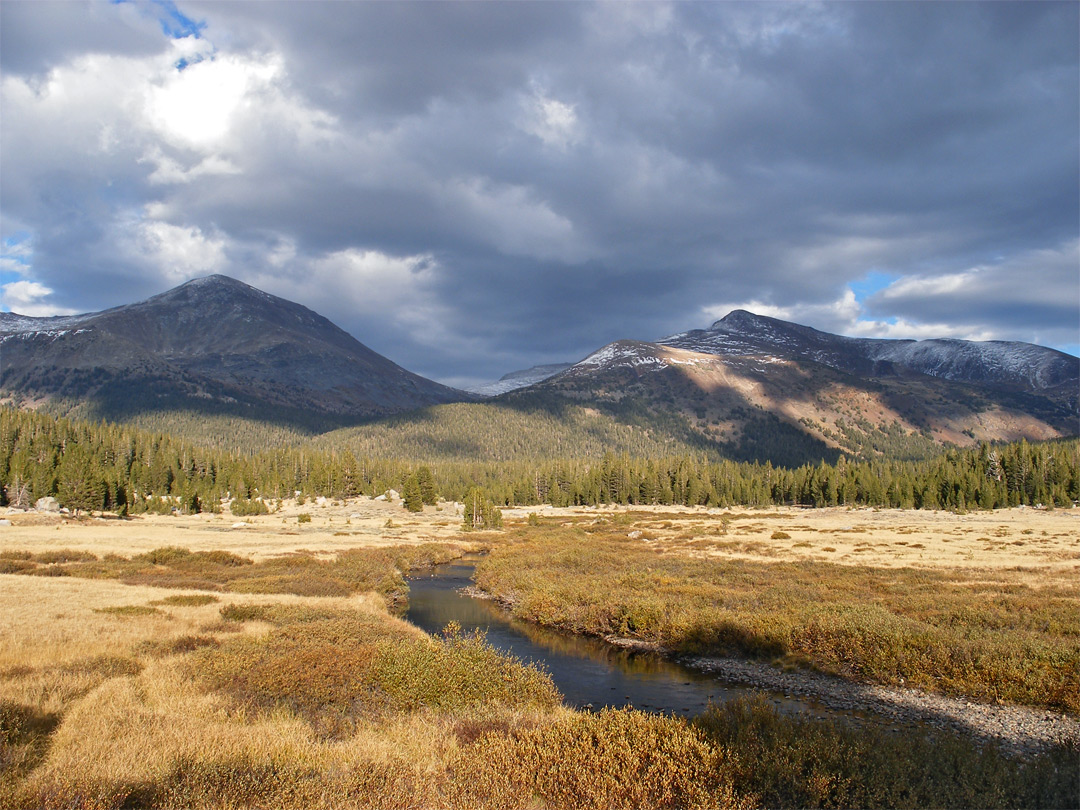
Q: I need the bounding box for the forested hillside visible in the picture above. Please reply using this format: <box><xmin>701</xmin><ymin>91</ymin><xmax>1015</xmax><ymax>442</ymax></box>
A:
<box><xmin>3</xmin><ymin>408</ymin><xmax>1076</xmax><ymax>515</ymax></box>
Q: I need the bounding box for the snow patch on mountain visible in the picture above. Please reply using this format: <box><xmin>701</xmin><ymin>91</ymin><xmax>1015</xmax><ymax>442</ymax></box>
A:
<box><xmin>569</xmin><ymin>342</ymin><xmax>668</xmax><ymax>373</ymax></box>
<box><xmin>466</xmin><ymin>363</ymin><xmax>573</xmax><ymax>396</ymax></box>
<box><xmin>660</xmin><ymin>310</ymin><xmax>1078</xmax><ymax>393</ymax></box>
<box><xmin>0</xmin><ymin>312</ymin><xmax>95</xmax><ymax>334</ymax></box>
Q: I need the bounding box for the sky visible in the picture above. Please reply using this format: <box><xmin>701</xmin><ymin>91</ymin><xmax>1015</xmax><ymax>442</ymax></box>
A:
<box><xmin>1</xmin><ymin>1</ymin><xmax>1077</xmax><ymax>388</ymax></box>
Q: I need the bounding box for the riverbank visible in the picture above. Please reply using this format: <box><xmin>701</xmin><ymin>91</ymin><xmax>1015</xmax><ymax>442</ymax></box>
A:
<box><xmin>685</xmin><ymin>656</ymin><xmax>1080</xmax><ymax>757</ymax></box>
<box><xmin>466</xmin><ymin>582</ymin><xmax>1079</xmax><ymax>757</ymax></box>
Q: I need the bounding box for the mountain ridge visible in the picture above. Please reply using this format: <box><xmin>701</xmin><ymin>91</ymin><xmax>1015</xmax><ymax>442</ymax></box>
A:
<box><xmin>659</xmin><ymin>309</ymin><xmax>1077</xmax><ymax>396</ymax></box>
<box><xmin>3</xmin><ymin>276</ymin><xmax>1076</xmax><ymax>463</ymax></box>
<box><xmin>1</xmin><ymin>274</ymin><xmax>469</xmax><ymax>421</ymax></box>
<box><xmin>518</xmin><ymin>311</ymin><xmax>1077</xmax><ymax>463</ymax></box>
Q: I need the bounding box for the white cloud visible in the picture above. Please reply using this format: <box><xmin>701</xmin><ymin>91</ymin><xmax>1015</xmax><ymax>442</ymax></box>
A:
<box><xmin>120</xmin><ymin>218</ymin><xmax>228</xmax><ymax>282</ymax></box>
<box><xmin>876</xmin><ymin>272</ymin><xmax>973</xmax><ymax>300</ymax></box>
<box><xmin>147</xmin><ymin>46</ymin><xmax>279</xmax><ymax>150</ymax></box>
<box><xmin>0</xmin><ymin>234</ymin><xmax>34</xmax><ymax>277</ymax></box>
<box><xmin>519</xmin><ymin>85</ymin><xmax>580</xmax><ymax>150</ymax></box>
<box><xmin>141</xmin><ymin>147</ymin><xmax>241</xmax><ymax>185</ymax></box>
<box><xmin>255</xmin><ymin>248</ymin><xmax>443</xmax><ymax>329</ymax></box>
<box><xmin>1</xmin><ymin>280</ymin><xmax>78</xmax><ymax>316</ymax></box>
<box><xmin>701</xmin><ymin>289</ymin><xmax>998</xmax><ymax>343</ymax></box>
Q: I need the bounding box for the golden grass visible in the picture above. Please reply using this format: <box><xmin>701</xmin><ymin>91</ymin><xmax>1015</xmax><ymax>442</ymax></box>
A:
<box><xmin>476</xmin><ymin>522</ymin><xmax>1080</xmax><ymax>713</ymax></box>
<box><xmin>0</xmin><ymin>495</ymin><xmax>467</xmax><ymax>561</ymax></box>
<box><xmin>503</xmin><ymin>504</ymin><xmax>1080</xmax><ymax>583</ymax></box>
<box><xmin>0</xmin><ymin>541</ymin><xmax>467</xmax><ymax>607</ymax></box>
<box><xmin>3</xmin><ymin>510</ymin><xmax>1078</xmax><ymax>809</ymax></box>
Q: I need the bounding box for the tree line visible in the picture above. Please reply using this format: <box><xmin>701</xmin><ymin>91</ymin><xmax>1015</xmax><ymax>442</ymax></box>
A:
<box><xmin>1</xmin><ymin>407</ymin><xmax>1076</xmax><ymax>515</ymax></box>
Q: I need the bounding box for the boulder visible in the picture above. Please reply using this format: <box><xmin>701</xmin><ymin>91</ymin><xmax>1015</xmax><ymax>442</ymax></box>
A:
<box><xmin>35</xmin><ymin>496</ymin><xmax>60</xmax><ymax>513</ymax></box>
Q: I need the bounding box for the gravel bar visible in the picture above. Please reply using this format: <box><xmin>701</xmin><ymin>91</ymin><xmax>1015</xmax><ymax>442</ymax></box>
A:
<box><xmin>685</xmin><ymin>655</ymin><xmax>1079</xmax><ymax>758</ymax></box>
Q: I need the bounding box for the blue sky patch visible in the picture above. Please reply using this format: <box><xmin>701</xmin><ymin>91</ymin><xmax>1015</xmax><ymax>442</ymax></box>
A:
<box><xmin>849</xmin><ymin>271</ymin><xmax>899</xmax><ymax>305</ymax></box>
<box><xmin>113</xmin><ymin>0</ymin><xmax>205</xmax><ymax>40</ymax></box>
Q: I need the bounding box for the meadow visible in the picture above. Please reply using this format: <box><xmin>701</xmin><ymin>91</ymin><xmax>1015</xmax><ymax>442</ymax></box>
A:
<box><xmin>475</xmin><ymin>512</ymin><xmax>1080</xmax><ymax>713</ymax></box>
<box><xmin>1</xmin><ymin>501</ymin><xmax>1077</xmax><ymax>808</ymax></box>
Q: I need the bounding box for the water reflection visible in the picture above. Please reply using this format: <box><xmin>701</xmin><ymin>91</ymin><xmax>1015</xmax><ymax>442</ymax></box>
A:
<box><xmin>406</xmin><ymin>556</ymin><xmax>814</xmax><ymax>717</ymax></box>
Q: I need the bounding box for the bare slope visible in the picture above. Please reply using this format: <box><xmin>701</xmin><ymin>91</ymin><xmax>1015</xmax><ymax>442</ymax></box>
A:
<box><xmin>522</xmin><ymin>313</ymin><xmax>1077</xmax><ymax>462</ymax></box>
<box><xmin>0</xmin><ymin>275</ymin><xmax>468</xmax><ymax>422</ymax></box>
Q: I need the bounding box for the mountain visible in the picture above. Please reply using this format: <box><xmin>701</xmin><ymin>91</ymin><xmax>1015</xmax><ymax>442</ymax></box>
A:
<box><xmin>4</xmin><ymin>282</ymin><xmax>1076</xmax><ymax>466</ymax></box>
<box><xmin>466</xmin><ymin>363</ymin><xmax>573</xmax><ymax>397</ymax></box>
<box><xmin>0</xmin><ymin>275</ymin><xmax>468</xmax><ymax>424</ymax></box>
<box><xmin>516</xmin><ymin>311</ymin><xmax>1078</xmax><ymax>464</ymax></box>
<box><xmin>661</xmin><ymin>310</ymin><xmax>1078</xmax><ymax>401</ymax></box>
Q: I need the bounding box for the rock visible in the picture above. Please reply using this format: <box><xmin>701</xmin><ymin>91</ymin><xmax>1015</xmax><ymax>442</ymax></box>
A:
<box><xmin>231</xmin><ymin>522</ymin><xmax>249</xmax><ymax>528</ymax></box>
<box><xmin>374</xmin><ymin>495</ymin><xmax>387</xmax><ymax>502</ymax></box>
<box><xmin>35</xmin><ymin>496</ymin><xmax>60</xmax><ymax>513</ymax></box>
<box><xmin>385</xmin><ymin>489</ymin><xmax>401</xmax><ymax>501</ymax></box>
<box><xmin>0</xmin><ymin>519</ymin><xmax>10</xmax><ymax>526</ymax></box>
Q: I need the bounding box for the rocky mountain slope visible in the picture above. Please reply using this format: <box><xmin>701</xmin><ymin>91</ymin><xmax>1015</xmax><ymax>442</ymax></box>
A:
<box><xmin>4</xmin><ymin>279</ymin><xmax>1075</xmax><ymax>464</ymax></box>
<box><xmin>0</xmin><ymin>275</ymin><xmax>468</xmax><ymax>422</ymax></box>
<box><xmin>517</xmin><ymin>312</ymin><xmax>1078</xmax><ymax>463</ymax></box>
<box><xmin>662</xmin><ymin>310</ymin><xmax>1078</xmax><ymax>401</ymax></box>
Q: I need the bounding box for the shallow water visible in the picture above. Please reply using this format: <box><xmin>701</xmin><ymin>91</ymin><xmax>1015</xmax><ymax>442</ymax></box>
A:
<box><xmin>406</xmin><ymin>556</ymin><xmax>825</xmax><ymax>717</ymax></box>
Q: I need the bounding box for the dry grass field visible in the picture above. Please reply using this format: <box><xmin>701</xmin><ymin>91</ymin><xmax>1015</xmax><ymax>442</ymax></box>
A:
<box><xmin>502</xmin><ymin>503</ymin><xmax>1080</xmax><ymax>581</ymax></box>
<box><xmin>0</xmin><ymin>496</ymin><xmax>464</xmax><ymax>561</ymax></box>
<box><xmin>1</xmin><ymin>499</ymin><xmax>1077</xmax><ymax>808</ymax></box>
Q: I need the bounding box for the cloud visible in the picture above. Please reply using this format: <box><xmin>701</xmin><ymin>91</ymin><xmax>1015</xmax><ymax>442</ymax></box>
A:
<box><xmin>867</xmin><ymin>239</ymin><xmax>1080</xmax><ymax>350</ymax></box>
<box><xmin>147</xmin><ymin>43</ymin><xmax>280</xmax><ymax>149</ymax></box>
<box><xmin>1</xmin><ymin>0</ymin><xmax>1076</xmax><ymax>382</ymax></box>
<box><xmin>1</xmin><ymin>280</ymin><xmax>78</xmax><ymax>317</ymax></box>
<box><xmin>118</xmin><ymin>218</ymin><xmax>228</xmax><ymax>282</ymax></box>
<box><xmin>519</xmin><ymin>85</ymin><xmax>580</xmax><ymax>150</ymax></box>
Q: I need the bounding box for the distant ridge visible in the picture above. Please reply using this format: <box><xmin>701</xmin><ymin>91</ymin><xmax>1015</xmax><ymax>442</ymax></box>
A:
<box><xmin>0</xmin><ymin>274</ymin><xmax>470</xmax><ymax>421</ymax></box>
<box><xmin>660</xmin><ymin>310</ymin><xmax>1078</xmax><ymax>397</ymax></box>
<box><xmin>467</xmin><ymin>363</ymin><xmax>573</xmax><ymax>396</ymax></box>
<box><xmin>515</xmin><ymin>310</ymin><xmax>1078</xmax><ymax>463</ymax></box>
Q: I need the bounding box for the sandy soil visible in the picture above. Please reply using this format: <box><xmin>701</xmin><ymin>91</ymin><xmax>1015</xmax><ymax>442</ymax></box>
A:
<box><xmin>0</xmin><ymin>496</ymin><xmax>466</xmax><ymax>560</ymax></box>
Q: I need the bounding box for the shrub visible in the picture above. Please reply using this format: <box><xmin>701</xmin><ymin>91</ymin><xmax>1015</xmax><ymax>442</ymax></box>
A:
<box><xmin>450</xmin><ymin>709</ymin><xmax>742</xmax><ymax>810</ymax></box>
<box><xmin>297</xmin><ymin>513</ymin><xmax>312</xmax><ymax>524</ymax></box>
<box><xmin>0</xmin><ymin>559</ymin><xmax>35</xmax><ymax>574</ymax></box>
<box><xmin>138</xmin><ymin>547</ymin><xmax>194</xmax><ymax>566</ymax></box>
<box><xmin>192</xmin><ymin>617</ymin><xmax>559</xmax><ymax>738</ymax></box>
<box><xmin>152</xmin><ymin>594</ymin><xmax>220</xmax><ymax>607</ymax></box>
<box><xmin>230</xmin><ymin>499</ymin><xmax>269</xmax><ymax>517</ymax></box>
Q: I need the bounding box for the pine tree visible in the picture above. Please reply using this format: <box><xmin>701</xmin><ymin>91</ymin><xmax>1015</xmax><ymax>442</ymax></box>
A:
<box><xmin>403</xmin><ymin>473</ymin><xmax>424</xmax><ymax>513</ymax></box>
<box><xmin>416</xmin><ymin>465</ymin><xmax>437</xmax><ymax>505</ymax></box>
<box><xmin>462</xmin><ymin>487</ymin><xmax>502</xmax><ymax>530</ymax></box>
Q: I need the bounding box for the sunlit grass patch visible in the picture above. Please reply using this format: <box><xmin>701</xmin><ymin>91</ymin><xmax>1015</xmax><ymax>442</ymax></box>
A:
<box><xmin>5</xmin><ymin>542</ymin><xmax>466</xmax><ymax>605</ymax></box>
<box><xmin>449</xmin><ymin>708</ymin><xmax>745</xmax><ymax>810</ymax></box>
<box><xmin>475</xmin><ymin>525</ymin><xmax>1080</xmax><ymax>712</ymax></box>
<box><xmin>193</xmin><ymin>615</ymin><xmax>560</xmax><ymax>738</ymax></box>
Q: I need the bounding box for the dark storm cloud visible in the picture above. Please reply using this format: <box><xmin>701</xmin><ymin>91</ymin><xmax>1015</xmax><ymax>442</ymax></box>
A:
<box><xmin>0</xmin><ymin>0</ymin><xmax>165</xmax><ymax>76</ymax></box>
<box><xmin>1</xmin><ymin>1</ymin><xmax>1076</xmax><ymax>383</ymax></box>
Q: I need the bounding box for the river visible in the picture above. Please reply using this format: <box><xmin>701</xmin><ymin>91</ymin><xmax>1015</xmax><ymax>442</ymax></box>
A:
<box><xmin>406</xmin><ymin>555</ymin><xmax>828</xmax><ymax>717</ymax></box>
